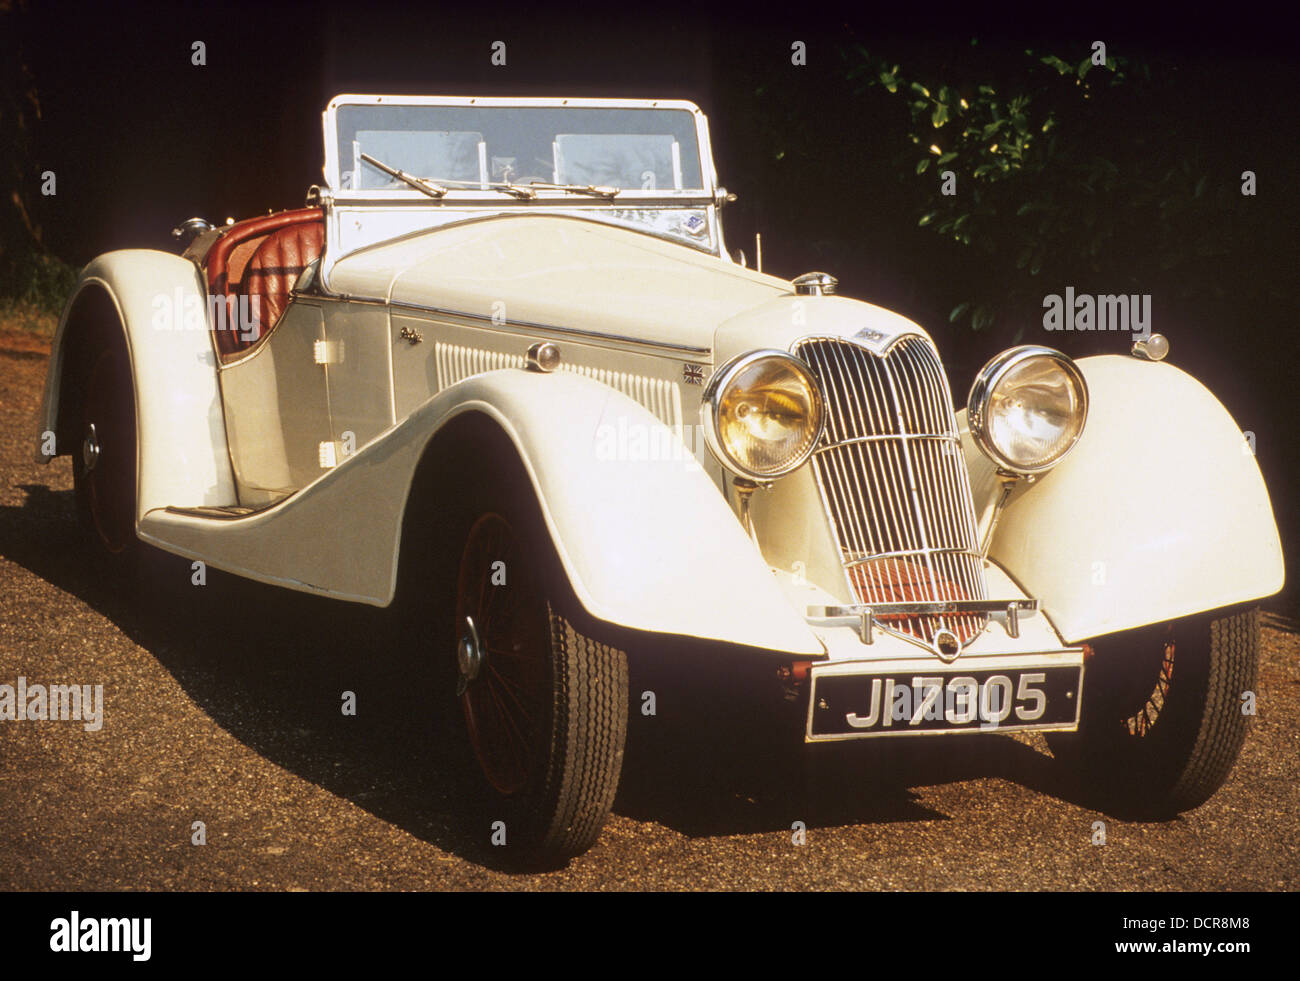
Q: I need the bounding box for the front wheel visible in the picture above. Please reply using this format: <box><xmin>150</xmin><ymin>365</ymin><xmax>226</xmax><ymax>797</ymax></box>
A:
<box><xmin>453</xmin><ymin>509</ymin><xmax>628</xmax><ymax>860</ymax></box>
<box><xmin>1047</xmin><ymin>607</ymin><xmax>1258</xmax><ymax>816</ymax></box>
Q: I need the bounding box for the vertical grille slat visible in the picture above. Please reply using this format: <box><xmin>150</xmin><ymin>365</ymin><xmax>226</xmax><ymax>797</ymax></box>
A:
<box><xmin>797</xmin><ymin>335</ymin><xmax>988</xmax><ymax>647</ymax></box>
<box><xmin>822</xmin><ymin>345</ymin><xmax>870</xmax><ymax>558</ymax></box>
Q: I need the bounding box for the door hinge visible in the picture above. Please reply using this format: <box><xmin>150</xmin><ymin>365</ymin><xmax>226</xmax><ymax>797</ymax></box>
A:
<box><xmin>313</xmin><ymin>339</ymin><xmax>344</xmax><ymax>365</ymax></box>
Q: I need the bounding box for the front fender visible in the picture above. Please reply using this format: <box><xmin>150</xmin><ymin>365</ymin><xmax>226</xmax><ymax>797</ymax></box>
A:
<box><xmin>141</xmin><ymin>368</ymin><xmax>824</xmax><ymax>657</ymax></box>
<box><xmin>448</xmin><ymin>371</ymin><xmax>823</xmax><ymax>656</ymax></box>
<box><xmin>36</xmin><ymin>250</ymin><xmax>238</xmax><ymax>514</ymax></box>
<box><xmin>964</xmin><ymin>354</ymin><xmax>1284</xmax><ymax>642</ymax></box>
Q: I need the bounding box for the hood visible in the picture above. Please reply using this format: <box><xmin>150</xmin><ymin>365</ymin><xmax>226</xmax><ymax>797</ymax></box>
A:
<box><xmin>325</xmin><ymin>212</ymin><xmax>789</xmax><ymax>353</ymax></box>
<box><xmin>712</xmin><ymin>293</ymin><xmax>936</xmax><ymax>367</ymax></box>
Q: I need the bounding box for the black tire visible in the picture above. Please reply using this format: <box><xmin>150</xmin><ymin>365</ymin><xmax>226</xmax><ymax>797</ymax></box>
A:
<box><xmin>448</xmin><ymin>476</ymin><xmax>628</xmax><ymax>861</ymax></box>
<box><xmin>1047</xmin><ymin>606</ymin><xmax>1258</xmax><ymax>815</ymax></box>
<box><xmin>70</xmin><ymin>327</ymin><xmax>138</xmax><ymax>559</ymax></box>
<box><xmin>538</xmin><ymin>610</ymin><xmax>629</xmax><ymax>851</ymax></box>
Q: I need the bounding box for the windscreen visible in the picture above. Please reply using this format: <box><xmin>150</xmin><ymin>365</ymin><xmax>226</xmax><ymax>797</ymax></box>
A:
<box><xmin>334</xmin><ymin>104</ymin><xmax>705</xmax><ymax>192</ymax></box>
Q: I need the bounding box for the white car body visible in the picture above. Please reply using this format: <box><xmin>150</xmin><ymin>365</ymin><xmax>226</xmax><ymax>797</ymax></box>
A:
<box><xmin>33</xmin><ymin>94</ymin><xmax>1285</xmax><ymax>854</ymax></box>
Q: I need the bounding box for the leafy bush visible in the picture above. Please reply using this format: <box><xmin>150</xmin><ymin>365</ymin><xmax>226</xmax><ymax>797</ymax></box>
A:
<box><xmin>841</xmin><ymin>41</ymin><xmax>1264</xmax><ymax>338</ymax></box>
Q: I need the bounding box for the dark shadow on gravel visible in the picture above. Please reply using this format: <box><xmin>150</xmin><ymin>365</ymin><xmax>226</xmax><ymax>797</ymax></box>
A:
<box><xmin>617</xmin><ymin>653</ymin><xmax>1082</xmax><ymax>837</ymax></box>
<box><xmin>0</xmin><ymin>484</ymin><xmax>1178</xmax><ymax>870</ymax></box>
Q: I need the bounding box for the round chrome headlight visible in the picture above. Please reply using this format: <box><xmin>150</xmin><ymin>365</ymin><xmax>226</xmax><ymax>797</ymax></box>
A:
<box><xmin>701</xmin><ymin>350</ymin><xmax>826</xmax><ymax>479</ymax></box>
<box><xmin>967</xmin><ymin>346</ymin><xmax>1089</xmax><ymax>475</ymax></box>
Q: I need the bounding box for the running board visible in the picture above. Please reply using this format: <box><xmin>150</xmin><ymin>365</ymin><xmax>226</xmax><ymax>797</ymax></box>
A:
<box><xmin>164</xmin><ymin>503</ymin><xmax>283</xmax><ymax>521</ymax></box>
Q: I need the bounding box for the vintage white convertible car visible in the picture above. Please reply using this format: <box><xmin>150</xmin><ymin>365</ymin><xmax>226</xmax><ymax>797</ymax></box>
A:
<box><xmin>36</xmin><ymin>95</ymin><xmax>1284</xmax><ymax>859</ymax></box>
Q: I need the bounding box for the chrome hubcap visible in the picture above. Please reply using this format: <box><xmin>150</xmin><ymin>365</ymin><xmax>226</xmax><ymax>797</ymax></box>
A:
<box><xmin>456</xmin><ymin>615</ymin><xmax>484</xmax><ymax>696</ymax></box>
<box><xmin>82</xmin><ymin>423</ymin><xmax>100</xmax><ymax>473</ymax></box>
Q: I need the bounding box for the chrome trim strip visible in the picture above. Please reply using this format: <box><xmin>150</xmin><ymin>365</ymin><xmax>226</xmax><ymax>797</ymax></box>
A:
<box><xmin>301</xmin><ymin>291</ymin><xmax>712</xmax><ymax>357</ymax></box>
<box><xmin>842</xmin><ymin>547</ymin><xmax>984</xmax><ymax>567</ymax></box>
<box><xmin>813</xmin><ymin>432</ymin><xmax>960</xmax><ymax>452</ymax></box>
<box><xmin>810</xmin><ymin>600</ymin><xmax>1037</xmax><ymax>616</ymax></box>
<box><xmin>328</xmin><ymin>192</ymin><xmax>718</xmax><ymax>206</ymax></box>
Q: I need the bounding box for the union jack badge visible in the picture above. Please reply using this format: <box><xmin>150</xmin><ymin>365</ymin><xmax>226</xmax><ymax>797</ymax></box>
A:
<box><xmin>682</xmin><ymin>363</ymin><xmax>706</xmax><ymax>385</ymax></box>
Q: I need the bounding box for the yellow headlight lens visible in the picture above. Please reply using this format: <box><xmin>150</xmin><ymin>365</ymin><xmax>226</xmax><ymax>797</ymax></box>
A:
<box><xmin>704</xmin><ymin>351</ymin><xmax>825</xmax><ymax>479</ymax></box>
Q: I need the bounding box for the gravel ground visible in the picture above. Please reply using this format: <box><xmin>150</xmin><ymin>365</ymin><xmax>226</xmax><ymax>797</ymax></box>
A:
<box><xmin>1</xmin><ymin>340</ymin><xmax>1296</xmax><ymax>891</ymax></box>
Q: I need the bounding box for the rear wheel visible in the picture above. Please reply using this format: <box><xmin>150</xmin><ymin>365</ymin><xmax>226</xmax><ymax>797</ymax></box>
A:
<box><xmin>71</xmin><ymin>332</ymin><xmax>138</xmax><ymax>558</ymax></box>
<box><xmin>452</xmin><ymin>502</ymin><xmax>628</xmax><ymax>860</ymax></box>
<box><xmin>1047</xmin><ymin>607</ymin><xmax>1258</xmax><ymax>815</ymax></box>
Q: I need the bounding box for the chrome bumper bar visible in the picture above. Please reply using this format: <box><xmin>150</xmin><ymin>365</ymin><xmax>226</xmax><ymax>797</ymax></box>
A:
<box><xmin>806</xmin><ymin>599</ymin><xmax>1038</xmax><ymax>646</ymax></box>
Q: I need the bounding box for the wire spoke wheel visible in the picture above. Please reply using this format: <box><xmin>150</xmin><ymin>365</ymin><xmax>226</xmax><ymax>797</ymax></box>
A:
<box><xmin>1126</xmin><ymin>627</ymin><xmax>1175</xmax><ymax>738</ymax></box>
<box><xmin>447</xmin><ymin>493</ymin><xmax>630</xmax><ymax>860</ymax></box>
<box><xmin>454</xmin><ymin>513</ymin><xmax>548</xmax><ymax>796</ymax></box>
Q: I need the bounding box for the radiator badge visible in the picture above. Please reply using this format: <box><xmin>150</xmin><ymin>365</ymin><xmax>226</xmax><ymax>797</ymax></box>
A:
<box><xmin>682</xmin><ymin>363</ymin><xmax>706</xmax><ymax>385</ymax></box>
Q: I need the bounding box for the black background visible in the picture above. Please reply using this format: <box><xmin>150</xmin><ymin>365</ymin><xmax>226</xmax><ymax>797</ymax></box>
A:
<box><xmin>7</xmin><ymin>889</ymin><xmax>1278</xmax><ymax>965</ymax></box>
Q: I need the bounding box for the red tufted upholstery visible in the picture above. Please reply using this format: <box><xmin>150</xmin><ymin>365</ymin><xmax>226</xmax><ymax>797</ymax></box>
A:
<box><xmin>241</xmin><ymin>221</ymin><xmax>324</xmax><ymax>338</ymax></box>
<box><xmin>207</xmin><ymin>208</ymin><xmax>323</xmax><ymax>360</ymax></box>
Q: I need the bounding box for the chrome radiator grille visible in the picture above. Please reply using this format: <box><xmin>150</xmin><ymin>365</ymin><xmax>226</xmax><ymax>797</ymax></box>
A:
<box><xmin>796</xmin><ymin>335</ymin><xmax>988</xmax><ymax>645</ymax></box>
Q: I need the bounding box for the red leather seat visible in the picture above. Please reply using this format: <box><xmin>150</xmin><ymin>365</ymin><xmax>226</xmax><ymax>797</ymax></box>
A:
<box><xmin>207</xmin><ymin>208</ymin><xmax>323</xmax><ymax>360</ymax></box>
<box><xmin>241</xmin><ymin>221</ymin><xmax>324</xmax><ymax>339</ymax></box>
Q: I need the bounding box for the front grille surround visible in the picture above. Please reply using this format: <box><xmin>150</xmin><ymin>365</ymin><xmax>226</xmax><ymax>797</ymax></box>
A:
<box><xmin>795</xmin><ymin>334</ymin><xmax>988</xmax><ymax>651</ymax></box>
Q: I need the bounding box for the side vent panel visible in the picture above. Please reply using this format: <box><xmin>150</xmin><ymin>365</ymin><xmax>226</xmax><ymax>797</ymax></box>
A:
<box><xmin>434</xmin><ymin>342</ymin><xmax>683</xmax><ymax>431</ymax></box>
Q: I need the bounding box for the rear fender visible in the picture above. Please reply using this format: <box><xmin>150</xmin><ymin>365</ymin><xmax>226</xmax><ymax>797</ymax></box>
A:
<box><xmin>36</xmin><ymin>250</ymin><xmax>238</xmax><ymax>515</ymax></box>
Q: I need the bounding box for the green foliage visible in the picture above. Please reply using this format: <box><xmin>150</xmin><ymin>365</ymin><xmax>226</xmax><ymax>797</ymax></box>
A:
<box><xmin>841</xmin><ymin>42</ymin><xmax>1253</xmax><ymax>334</ymax></box>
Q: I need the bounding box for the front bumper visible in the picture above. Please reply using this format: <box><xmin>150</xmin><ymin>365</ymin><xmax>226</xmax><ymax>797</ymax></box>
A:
<box><xmin>787</xmin><ymin>566</ymin><xmax>1086</xmax><ymax>742</ymax></box>
<box><xmin>808</xmin><ymin>598</ymin><xmax>1040</xmax><ymax>654</ymax></box>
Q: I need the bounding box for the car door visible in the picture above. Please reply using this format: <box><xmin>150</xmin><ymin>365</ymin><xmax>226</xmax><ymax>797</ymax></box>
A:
<box><xmin>319</xmin><ymin>300</ymin><xmax>397</xmax><ymax>465</ymax></box>
<box><xmin>218</xmin><ymin>299</ymin><xmax>332</xmax><ymax>506</ymax></box>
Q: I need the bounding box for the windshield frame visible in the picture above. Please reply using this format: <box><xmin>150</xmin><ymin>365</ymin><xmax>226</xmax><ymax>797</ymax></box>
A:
<box><xmin>321</xmin><ymin>94</ymin><xmax>720</xmax><ymax>203</ymax></box>
<box><xmin>316</xmin><ymin>95</ymin><xmax>730</xmax><ymax>288</ymax></box>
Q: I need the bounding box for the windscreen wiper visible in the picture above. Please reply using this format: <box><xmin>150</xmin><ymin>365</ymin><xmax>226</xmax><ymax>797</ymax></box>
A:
<box><xmin>526</xmin><ymin>181</ymin><xmax>620</xmax><ymax>199</ymax></box>
<box><xmin>380</xmin><ymin>171</ymin><xmax>538</xmax><ymax>200</ymax></box>
<box><xmin>359</xmin><ymin>153</ymin><xmax>447</xmax><ymax>198</ymax></box>
<box><xmin>357</xmin><ymin>158</ymin><xmax>620</xmax><ymax>201</ymax></box>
